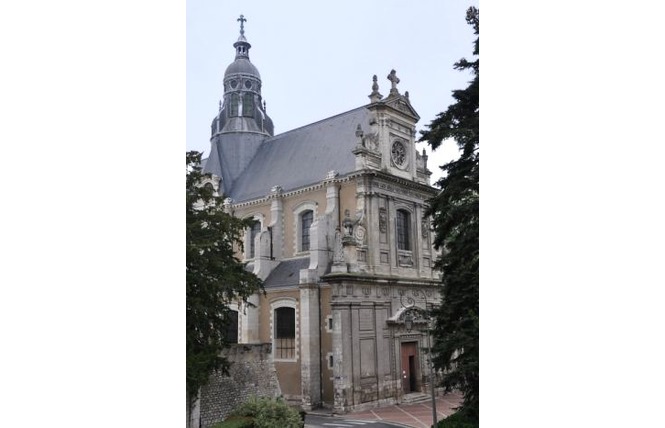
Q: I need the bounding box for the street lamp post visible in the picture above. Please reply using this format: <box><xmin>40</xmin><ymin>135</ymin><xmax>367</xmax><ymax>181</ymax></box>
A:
<box><xmin>401</xmin><ymin>291</ymin><xmax>437</xmax><ymax>427</ymax></box>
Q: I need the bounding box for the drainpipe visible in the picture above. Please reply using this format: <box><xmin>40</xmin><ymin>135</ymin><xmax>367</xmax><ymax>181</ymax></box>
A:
<box><xmin>318</xmin><ymin>284</ymin><xmax>323</xmax><ymax>407</ymax></box>
<box><xmin>427</xmin><ymin>325</ymin><xmax>437</xmax><ymax>426</ymax></box>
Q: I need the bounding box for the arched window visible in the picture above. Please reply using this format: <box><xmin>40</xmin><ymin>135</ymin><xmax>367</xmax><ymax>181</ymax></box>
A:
<box><xmin>249</xmin><ymin>220</ymin><xmax>261</xmax><ymax>259</ymax></box>
<box><xmin>396</xmin><ymin>209</ymin><xmax>411</xmax><ymax>251</ymax></box>
<box><xmin>293</xmin><ymin>202</ymin><xmax>317</xmax><ymax>255</ymax></box>
<box><xmin>274</xmin><ymin>307</ymin><xmax>296</xmax><ymax>360</ymax></box>
<box><xmin>242</xmin><ymin>93</ymin><xmax>254</xmax><ymax>117</ymax></box>
<box><xmin>229</xmin><ymin>94</ymin><xmax>239</xmax><ymax>117</ymax></box>
<box><xmin>300</xmin><ymin>210</ymin><xmax>313</xmax><ymax>252</ymax></box>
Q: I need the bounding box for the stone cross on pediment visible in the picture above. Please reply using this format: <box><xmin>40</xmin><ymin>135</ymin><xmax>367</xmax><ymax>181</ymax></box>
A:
<box><xmin>387</xmin><ymin>69</ymin><xmax>400</xmax><ymax>95</ymax></box>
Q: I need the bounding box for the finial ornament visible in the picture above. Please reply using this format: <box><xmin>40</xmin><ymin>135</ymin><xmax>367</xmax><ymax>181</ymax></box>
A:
<box><xmin>237</xmin><ymin>14</ymin><xmax>247</xmax><ymax>35</ymax></box>
<box><xmin>355</xmin><ymin>123</ymin><xmax>364</xmax><ymax>138</ymax></box>
<box><xmin>368</xmin><ymin>74</ymin><xmax>383</xmax><ymax>103</ymax></box>
<box><xmin>263</xmin><ymin>100</ymin><xmax>266</xmax><ymax>112</ymax></box>
<box><xmin>219</xmin><ymin>100</ymin><xmax>222</xmax><ymax>111</ymax></box>
<box><xmin>387</xmin><ymin>69</ymin><xmax>400</xmax><ymax>95</ymax></box>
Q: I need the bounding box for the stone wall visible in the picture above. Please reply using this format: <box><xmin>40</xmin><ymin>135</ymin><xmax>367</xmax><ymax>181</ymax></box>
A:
<box><xmin>199</xmin><ymin>343</ymin><xmax>281</xmax><ymax>428</ymax></box>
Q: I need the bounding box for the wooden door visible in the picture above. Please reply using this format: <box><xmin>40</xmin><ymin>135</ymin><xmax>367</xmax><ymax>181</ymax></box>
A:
<box><xmin>400</xmin><ymin>342</ymin><xmax>418</xmax><ymax>393</ymax></box>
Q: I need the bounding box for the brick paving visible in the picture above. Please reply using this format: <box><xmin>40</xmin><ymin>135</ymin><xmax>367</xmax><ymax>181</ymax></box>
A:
<box><xmin>346</xmin><ymin>392</ymin><xmax>463</xmax><ymax>428</ymax></box>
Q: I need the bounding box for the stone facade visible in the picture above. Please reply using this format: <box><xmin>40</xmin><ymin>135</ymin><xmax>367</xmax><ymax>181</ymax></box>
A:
<box><xmin>198</xmin><ymin>343</ymin><xmax>281</xmax><ymax>428</ymax></box>
<box><xmin>197</xmin><ymin>17</ymin><xmax>444</xmax><ymax>416</ymax></box>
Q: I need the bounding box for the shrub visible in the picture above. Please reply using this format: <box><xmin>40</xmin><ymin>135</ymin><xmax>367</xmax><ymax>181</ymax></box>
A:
<box><xmin>437</xmin><ymin>411</ymin><xmax>478</xmax><ymax>428</ymax></box>
<box><xmin>231</xmin><ymin>396</ymin><xmax>303</xmax><ymax>428</ymax></box>
<box><xmin>211</xmin><ymin>415</ymin><xmax>254</xmax><ymax>428</ymax></box>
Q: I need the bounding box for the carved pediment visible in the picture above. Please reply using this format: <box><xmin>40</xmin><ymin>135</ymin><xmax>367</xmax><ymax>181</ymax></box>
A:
<box><xmin>386</xmin><ymin>305</ymin><xmax>429</xmax><ymax>325</ymax></box>
<box><xmin>384</xmin><ymin>96</ymin><xmax>420</xmax><ymax>121</ymax></box>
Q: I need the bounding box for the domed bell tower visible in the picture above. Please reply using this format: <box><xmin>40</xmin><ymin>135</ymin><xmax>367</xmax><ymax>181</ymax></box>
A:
<box><xmin>212</xmin><ymin>14</ymin><xmax>273</xmax><ymax>137</ymax></box>
<box><xmin>204</xmin><ymin>15</ymin><xmax>274</xmax><ymax>196</ymax></box>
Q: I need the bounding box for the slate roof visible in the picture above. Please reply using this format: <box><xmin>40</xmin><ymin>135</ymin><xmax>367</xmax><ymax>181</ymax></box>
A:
<box><xmin>225</xmin><ymin>58</ymin><xmax>260</xmax><ymax>78</ymax></box>
<box><xmin>228</xmin><ymin>106</ymin><xmax>371</xmax><ymax>202</ymax></box>
<box><xmin>204</xmin><ymin>132</ymin><xmax>266</xmax><ymax>196</ymax></box>
<box><xmin>263</xmin><ymin>258</ymin><xmax>310</xmax><ymax>289</ymax></box>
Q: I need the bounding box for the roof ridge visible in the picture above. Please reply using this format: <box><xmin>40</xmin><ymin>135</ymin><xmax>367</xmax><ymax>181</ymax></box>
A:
<box><xmin>268</xmin><ymin>105</ymin><xmax>369</xmax><ymax>140</ymax></box>
<box><xmin>227</xmin><ymin>106</ymin><xmax>371</xmax><ymax>202</ymax></box>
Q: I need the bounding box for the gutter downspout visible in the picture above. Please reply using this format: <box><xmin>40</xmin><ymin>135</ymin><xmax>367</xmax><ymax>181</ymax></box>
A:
<box><xmin>318</xmin><ymin>284</ymin><xmax>323</xmax><ymax>407</ymax></box>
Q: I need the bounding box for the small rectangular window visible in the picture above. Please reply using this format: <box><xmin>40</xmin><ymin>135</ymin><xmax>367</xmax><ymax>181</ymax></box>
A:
<box><xmin>249</xmin><ymin>221</ymin><xmax>261</xmax><ymax>259</ymax></box>
<box><xmin>229</xmin><ymin>94</ymin><xmax>239</xmax><ymax>117</ymax></box>
<box><xmin>226</xmin><ymin>310</ymin><xmax>238</xmax><ymax>344</ymax></box>
<box><xmin>396</xmin><ymin>210</ymin><xmax>411</xmax><ymax>251</ymax></box>
<box><xmin>242</xmin><ymin>93</ymin><xmax>254</xmax><ymax>117</ymax></box>
<box><xmin>301</xmin><ymin>210</ymin><xmax>313</xmax><ymax>251</ymax></box>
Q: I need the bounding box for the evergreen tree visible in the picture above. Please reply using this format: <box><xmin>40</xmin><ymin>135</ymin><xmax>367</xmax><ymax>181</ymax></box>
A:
<box><xmin>186</xmin><ymin>151</ymin><xmax>263</xmax><ymax>407</ymax></box>
<box><xmin>419</xmin><ymin>7</ymin><xmax>479</xmax><ymax>424</ymax></box>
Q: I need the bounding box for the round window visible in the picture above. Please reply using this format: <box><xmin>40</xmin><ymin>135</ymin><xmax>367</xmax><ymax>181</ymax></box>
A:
<box><xmin>391</xmin><ymin>141</ymin><xmax>407</xmax><ymax>167</ymax></box>
<box><xmin>244</xmin><ymin>80</ymin><xmax>252</xmax><ymax>89</ymax></box>
<box><xmin>230</xmin><ymin>79</ymin><xmax>238</xmax><ymax>89</ymax></box>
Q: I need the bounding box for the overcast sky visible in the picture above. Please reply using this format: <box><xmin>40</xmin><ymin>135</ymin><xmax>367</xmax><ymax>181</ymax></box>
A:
<box><xmin>187</xmin><ymin>0</ymin><xmax>479</xmax><ymax>183</ymax></box>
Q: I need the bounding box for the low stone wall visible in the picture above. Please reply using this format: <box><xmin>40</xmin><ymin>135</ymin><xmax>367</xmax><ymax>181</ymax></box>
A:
<box><xmin>199</xmin><ymin>343</ymin><xmax>281</xmax><ymax>428</ymax></box>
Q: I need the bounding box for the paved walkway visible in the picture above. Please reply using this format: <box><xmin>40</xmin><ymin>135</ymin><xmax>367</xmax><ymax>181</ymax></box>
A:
<box><xmin>344</xmin><ymin>392</ymin><xmax>463</xmax><ymax>428</ymax></box>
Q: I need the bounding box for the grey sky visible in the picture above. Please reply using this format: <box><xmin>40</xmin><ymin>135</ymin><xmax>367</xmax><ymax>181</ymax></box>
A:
<box><xmin>186</xmin><ymin>0</ymin><xmax>478</xmax><ymax>183</ymax></box>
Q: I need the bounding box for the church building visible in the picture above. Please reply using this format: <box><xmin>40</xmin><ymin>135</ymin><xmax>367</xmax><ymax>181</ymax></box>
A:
<box><xmin>202</xmin><ymin>16</ymin><xmax>442</xmax><ymax>413</ymax></box>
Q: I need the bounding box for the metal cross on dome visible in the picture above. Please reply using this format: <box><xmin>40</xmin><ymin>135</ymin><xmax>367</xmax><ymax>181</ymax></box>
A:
<box><xmin>237</xmin><ymin>14</ymin><xmax>247</xmax><ymax>35</ymax></box>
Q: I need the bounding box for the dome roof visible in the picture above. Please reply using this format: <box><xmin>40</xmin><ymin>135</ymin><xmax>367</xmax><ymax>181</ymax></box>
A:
<box><xmin>224</xmin><ymin>58</ymin><xmax>260</xmax><ymax>79</ymax></box>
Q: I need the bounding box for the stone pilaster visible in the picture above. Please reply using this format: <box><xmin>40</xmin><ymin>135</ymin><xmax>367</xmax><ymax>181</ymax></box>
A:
<box><xmin>268</xmin><ymin>186</ymin><xmax>284</xmax><ymax>260</ymax></box>
<box><xmin>324</xmin><ymin>171</ymin><xmax>340</xmax><ymax>230</ymax></box>
<box><xmin>302</xmin><ymin>215</ymin><xmax>328</xmax><ymax>282</ymax></box>
<box><xmin>299</xmin><ymin>284</ymin><xmax>321</xmax><ymax>410</ymax></box>
<box><xmin>240</xmin><ymin>294</ymin><xmax>260</xmax><ymax>343</ymax></box>
<box><xmin>332</xmin><ymin>303</ymin><xmax>353</xmax><ymax>412</ymax></box>
<box><xmin>254</xmin><ymin>229</ymin><xmax>278</xmax><ymax>280</ymax></box>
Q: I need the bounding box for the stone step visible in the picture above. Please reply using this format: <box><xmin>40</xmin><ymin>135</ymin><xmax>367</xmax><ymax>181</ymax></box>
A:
<box><xmin>401</xmin><ymin>392</ymin><xmax>430</xmax><ymax>404</ymax></box>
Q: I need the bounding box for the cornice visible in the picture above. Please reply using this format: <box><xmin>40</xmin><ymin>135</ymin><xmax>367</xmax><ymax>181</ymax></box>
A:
<box><xmin>227</xmin><ymin>167</ymin><xmax>437</xmax><ymax>210</ymax></box>
<box><xmin>320</xmin><ymin>272</ymin><xmax>440</xmax><ymax>287</ymax></box>
<box><xmin>228</xmin><ymin>174</ymin><xmax>355</xmax><ymax>209</ymax></box>
<box><xmin>346</xmin><ymin>169</ymin><xmax>438</xmax><ymax>201</ymax></box>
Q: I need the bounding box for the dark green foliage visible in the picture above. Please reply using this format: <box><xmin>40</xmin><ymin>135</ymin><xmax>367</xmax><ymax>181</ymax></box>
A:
<box><xmin>437</xmin><ymin>411</ymin><xmax>479</xmax><ymax>428</ymax></box>
<box><xmin>419</xmin><ymin>6</ymin><xmax>479</xmax><ymax>424</ymax></box>
<box><xmin>211</xmin><ymin>415</ymin><xmax>255</xmax><ymax>428</ymax></box>
<box><xmin>230</xmin><ymin>396</ymin><xmax>304</xmax><ymax>428</ymax></box>
<box><xmin>186</xmin><ymin>151</ymin><xmax>264</xmax><ymax>405</ymax></box>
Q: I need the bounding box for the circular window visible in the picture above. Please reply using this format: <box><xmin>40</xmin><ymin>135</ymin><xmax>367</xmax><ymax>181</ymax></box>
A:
<box><xmin>230</xmin><ymin>79</ymin><xmax>238</xmax><ymax>89</ymax></box>
<box><xmin>391</xmin><ymin>141</ymin><xmax>407</xmax><ymax>167</ymax></box>
<box><xmin>244</xmin><ymin>80</ymin><xmax>252</xmax><ymax>89</ymax></box>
